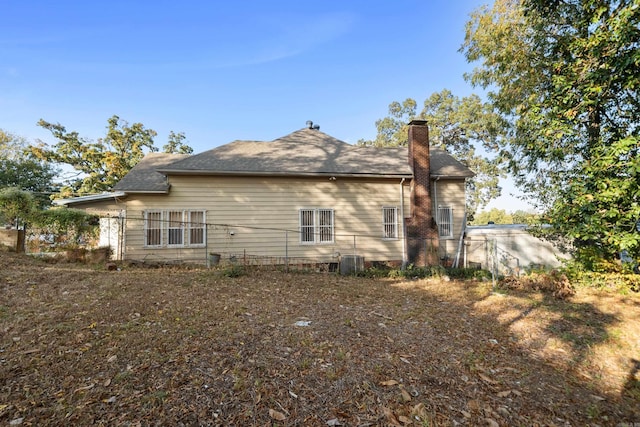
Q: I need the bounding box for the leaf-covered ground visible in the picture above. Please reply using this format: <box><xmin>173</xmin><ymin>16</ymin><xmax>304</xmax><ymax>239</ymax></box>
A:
<box><xmin>1</xmin><ymin>252</ymin><xmax>639</xmax><ymax>426</ymax></box>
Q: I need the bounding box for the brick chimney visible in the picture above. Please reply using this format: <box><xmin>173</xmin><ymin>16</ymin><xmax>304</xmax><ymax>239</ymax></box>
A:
<box><xmin>406</xmin><ymin>120</ymin><xmax>439</xmax><ymax>266</ymax></box>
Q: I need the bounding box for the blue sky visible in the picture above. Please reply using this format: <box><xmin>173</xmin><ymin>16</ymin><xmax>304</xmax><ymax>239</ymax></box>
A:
<box><xmin>1</xmin><ymin>0</ymin><xmax>530</xmax><ymax>211</ymax></box>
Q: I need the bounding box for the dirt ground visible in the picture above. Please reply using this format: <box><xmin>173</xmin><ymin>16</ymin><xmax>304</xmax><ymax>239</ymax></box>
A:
<box><xmin>1</xmin><ymin>252</ymin><xmax>639</xmax><ymax>426</ymax></box>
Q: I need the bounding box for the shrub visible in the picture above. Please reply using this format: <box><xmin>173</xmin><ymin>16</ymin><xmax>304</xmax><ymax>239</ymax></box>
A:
<box><xmin>222</xmin><ymin>264</ymin><xmax>245</xmax><ymax>278</ymax></box>
<box><xmin>500</xmin><ymin>270</ymin><xmax>575</xmax><ymax>299</ymax></box>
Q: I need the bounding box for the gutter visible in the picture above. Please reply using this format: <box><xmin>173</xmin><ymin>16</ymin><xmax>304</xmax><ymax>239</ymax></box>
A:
<box><xmin>53</xmin><ymin>191</ymin><xmax>127</xmax><ymax>206</ymax></box>
<box><xmin>156</xmin><ymin>169</ymin><xmax>413</xmax><ymax>180</ymax></box>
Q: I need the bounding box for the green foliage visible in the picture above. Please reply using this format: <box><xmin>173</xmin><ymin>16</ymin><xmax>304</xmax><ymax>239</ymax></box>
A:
<box><xmin>471</xmin><ymin>208</ymin><xmax>513</xmax><ymax>225</ymax></box>
<box><xmin>511</xmin><ymin>210</ymin><xmax>540</xmax><ymax>225</ymax></box>
<box><xmin>358</xmin><ymin>89</ymin><xmax>506</xmax><ymax>215</ymax></box>
<box><xmin>30</xmin><ymin>208</ymin><xmax>98</xmax><ymax>249</ymax></box>
<box><xmin>356</xmin><ymin>264</ymin><xmax>490</xmax><ymax>280</ymax></box>
<box><xmin>0</xmin><ymin>187</ymin><xmax>37</xmax><ymax>226</ymax></box>
<box><xmin>32</xmin><ymin>116</ymin><xmax>194</xmax><ymax>196</ymax></box>
<box><xmin>564</xmin><ymin>269</ymin><xmax>640</xmax><ymax>294</ymax></box>
<box><xmin>33</xmin><ymin>115</ymin><xmax>157</xmax><ymax>195</ymax></box>
<box><xmin>471</xmin><ymin>209</ymin><xmax>540</xmax><ymax>226</ymax></box>
<box><xmin>163</xmin><ymin>131</ymin><xmax>193</xmax><ymax>154</ymax></box>
<box><xmin>0</xmin><ymin>129</ymin><xmax>59</xmax><ymax>208</ymax></box>
<box><xmin>222</xmin><ymin>264</ymin><xmax>245</xmax><ymax>278</ymax></box>
<box><xmin>461</xmin><ymin>0</ymin><xmax>640</xmax><ymax>271</ymax></box>
<box><xmin>446</xmin><ymin>267</ymin><xmax>492</xmax><ymax>280</ymax></box>
<box><xmin>0</xmin><ymin>129</ymin><xmax>27</xmax><ymax>159</ymax></box>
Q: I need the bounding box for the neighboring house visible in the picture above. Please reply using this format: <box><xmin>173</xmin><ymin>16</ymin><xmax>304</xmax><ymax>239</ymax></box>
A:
<box><xmin>55</xmin><ymin>120</ymin><xmax>473</xmax><ymax>266</ymax></box>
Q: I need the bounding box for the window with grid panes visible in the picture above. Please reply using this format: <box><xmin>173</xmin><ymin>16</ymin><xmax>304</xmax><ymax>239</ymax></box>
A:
<box><xmin>382</xmin><ymin>206</ymin><xmax>398</xmax><ymax>239</ymax></box>
<box><xmin>299</xmin><ymin>208</ymin><xmax>334</xmax><ymax>244</ymax></box>
<box><xmin>145</xmin><ymin>211</ymin><xmax>162</xmax><ymax>247</ymax></box>
<box><xmin>437</xmin><ymin>206</ymin><xmax>453</xmax><ymax>239</ymax></box>
<box><xmin>188</xmin><ymin>211</ymin><xmax>205</xmax><ymax>245</ymax></box>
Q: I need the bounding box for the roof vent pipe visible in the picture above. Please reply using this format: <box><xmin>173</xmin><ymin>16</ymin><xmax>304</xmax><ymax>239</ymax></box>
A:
<box><xmin>306</xmin><ymin>120</ymin><xmax>320</xmax><ymax>130</ymax></box>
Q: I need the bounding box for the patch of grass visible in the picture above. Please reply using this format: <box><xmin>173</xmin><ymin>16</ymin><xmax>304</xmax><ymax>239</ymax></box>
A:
<box><xmin>113</xmin><ymin>370</ymin><xmax>131</xmax><ymax>383</ymax></box>
<box><xmin>142</xmin><ymin>390</ymin><xmax>168</xmax><ymax>407</ymax></box>
<box><xmin>222</xmin><ymin>264</ymin><xmax>245</xmax><ymax>278</ymax></box>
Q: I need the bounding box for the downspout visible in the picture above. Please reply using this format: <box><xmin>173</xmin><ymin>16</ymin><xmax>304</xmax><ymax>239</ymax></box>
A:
<box><xmin>400</xmin><ymin>178</ymin><xmax>407</xmax><ymax>267</ymax></box>
<box><xmin>433</xmin><ymin>177</ymin><xmax>439</xmax><ymax>212</ymax></box>
<box><xmin>433</xmin><ymin>177</ymin><xmax>440</xmax><ymax>264</ymax></box>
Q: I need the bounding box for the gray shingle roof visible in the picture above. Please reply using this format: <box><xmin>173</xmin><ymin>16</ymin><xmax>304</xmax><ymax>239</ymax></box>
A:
<box><xmin>158</xmin><ymin>128</ymin><xmax>474</xmax><ymax>179</ymax></box>
<box><xmin>113</xmin><ymin>152</ymin><xmax>190</xmax><ymax>192</ymax></box>
<box><xmin>114</xmin><ymin>128</ymin><xmax>473</xmax><ymax>192</ymax></box>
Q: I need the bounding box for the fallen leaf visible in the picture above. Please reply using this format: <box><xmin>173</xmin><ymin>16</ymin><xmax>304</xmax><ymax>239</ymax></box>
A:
<box><xmin>380</xmin><ymin>379</ymin><xmax>399</xmax><ymax>386</ymax></box>
<box><xmin>326</xmin><ymin>418</ymin><xmax>341</xmax><ymax>426</ymax></box>
<box><xmin>382</xmin><ymin>406</ymin><xmax>401</xmax><ymax>426</ymax></box>
<box><xmin>107</xmin><ymin>355</ymin><xmax>117</xmax><ymax>363</ymax></box>
<box><xmin>478</xmin><ymin>373</ymin><xmax>498</xmax><ymax>384</ymax></box>
<box><xmin>103</xmin><ymin>378</ymin><xmax>112</xmax><ymax>387</ymax></box>
<box><xmin>497</xmin><ymin>389</ymin><xmax>511</xmax><ymax>397</ymax></box>
<box><xmin>400</xmin><ymin>387</ymin><xmax>412</xmax><ymax>402</ymax></box>
<box><xmin>269</xmin><ymin>409</ymin><xmax>286</xmax><ymax>421</ymax></box>
<box><xmin>73</xmin><ymin>383</ymin><xmax>95</xmax><ymax>394</ymax></box>
<box><xmin>411</xmin><ymin>403</ymin><xmax>427</xmax><ymax>418</ymax></box>
<box><xmin>289</xmin><ymin>390</ymin><xmax>298</xmax><ymax>399</ymax></box>
<box><xmin>467</xmin><ymin>399</ymin><xmax>480</xmax><ymax>412</ymax></box>
<box><xmin>398</xmin><ymin>415</ymin><xmax>412</xmax><ymax>424</ymax></box>
<box><xmin>485</xmin><ymin>417</ymin><xmax>499</xmax><ymax>427</ymax></box>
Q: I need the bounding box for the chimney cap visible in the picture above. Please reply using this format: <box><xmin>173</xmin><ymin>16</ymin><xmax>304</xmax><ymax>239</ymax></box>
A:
<box><xmin>408</xmin><ymin>119</ymin><xmax>428</xmax><ymax>126</ymax></box>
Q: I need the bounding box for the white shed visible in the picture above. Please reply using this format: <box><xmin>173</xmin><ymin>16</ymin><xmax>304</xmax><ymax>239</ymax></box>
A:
<box><xmin>463</xmin><ymin>224</ymin><xmax>570</xmax><ymax>275</ymax></box>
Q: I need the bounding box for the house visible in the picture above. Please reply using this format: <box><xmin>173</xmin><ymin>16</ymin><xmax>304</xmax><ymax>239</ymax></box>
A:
<box><xmin>55</xmin><ymin>120</ymin><xmax>473</xmax><ymax>267</ymax></box>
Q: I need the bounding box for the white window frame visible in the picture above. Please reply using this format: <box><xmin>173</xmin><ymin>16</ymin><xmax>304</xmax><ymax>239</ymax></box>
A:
<box><xmin>143</xmin><ymin>209</ymin><xmax>206</xmax><ymax>248</ymax></box>
<box><xmin>382</xmin><ymin>206</ymin><xmax>398</xmax><ymax>240</ymax></box>
<box><xmin>167</xmin><ymin>210</ymin><xmax>184</xmax><ymax>246</ymax></box>
<box><xmin>299</xmin><ymin>208</ymin><xmax>334</xmax><ymax>244</ymax></box>
<box><xmin>437</xmin><ymin>206</ymin><xmax>454</xmax><ymax>239</ymax></box>
<box><xmin>187</xmin><ymin>210</ymin><xmax>206</xmax><ymax>246</ymax></box>
<box><xmin>144</xmin><ymin>210</ymin><xmax>163</xmax><ymax>247</ymax></box>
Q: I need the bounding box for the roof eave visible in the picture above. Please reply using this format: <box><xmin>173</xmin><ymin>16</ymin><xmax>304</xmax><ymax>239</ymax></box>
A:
<box><xmin>115</xmin><ymin>189</ymin><xmax>170</xmax><ymax>194</ymax></box>
<box><xmin>158</xmin><ymin>169</ymin><xmax>413</xmax><ymax>179</ymax></box>
<box><xmin>431</xmin><ymin>173</ymin><xmax>475</xmax><ymax>179</ymax></box>
<box><xmin>53</xmin><ymin>191</ymin><xmax>127</xmax><ymax>206</ymax></box>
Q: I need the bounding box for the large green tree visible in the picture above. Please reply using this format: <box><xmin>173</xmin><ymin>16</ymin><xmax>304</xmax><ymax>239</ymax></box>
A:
<box><xmin>32</xmin><ymin>116</ymin><xmax>193</xmax><ymax>196</ymax></box>
<box><xmin>0</xmin><ymin>129</ymin><xmax>59</xmax><ymax>207</ymax></box>
<box><xmin>359</xmin><ymin>90</ymin><xmax>505</xmax><ymax>215</ymax></box>
<box><xmin>461</xmin><ymin>0</ymin><xmax>640</xmax><ymax>266</ymax></box>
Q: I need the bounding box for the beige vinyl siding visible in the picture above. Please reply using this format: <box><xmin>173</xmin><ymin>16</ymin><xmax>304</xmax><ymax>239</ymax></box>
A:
<box><xmin>431</xmin><ymin>179</ymin><xmax>467</xmax><ymax>260</ymax></box>
<box><xmin>121</xmin><ymin>176</ymin><xmax>408</xmax><ymax>263</ymax></box>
